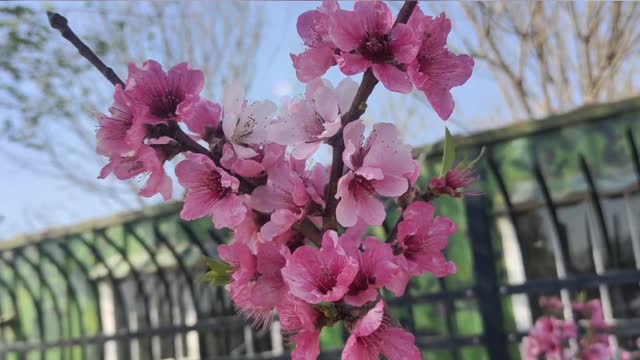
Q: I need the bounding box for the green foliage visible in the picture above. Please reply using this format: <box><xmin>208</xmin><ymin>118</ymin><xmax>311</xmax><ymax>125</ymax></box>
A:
<box><xmin>440</xmin><ymin>127</ymin><xmax>455</xmax><ymax>177</ymax></box>
<box><xmin>197</xmin><ymin>257</ymin><xmax>234</xmax><ymax>287</ymax></box>
<box><xmin>319</xmin><ymin>322</ymin><xmax>345</xmax><ymax>350</ymax></box>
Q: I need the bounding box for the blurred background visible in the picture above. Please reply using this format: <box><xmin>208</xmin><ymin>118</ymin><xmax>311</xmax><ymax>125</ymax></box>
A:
<box><xmin>0</xmin><ymin>1</ymin><xmax>639</xmax><ymax>359</ymax></box>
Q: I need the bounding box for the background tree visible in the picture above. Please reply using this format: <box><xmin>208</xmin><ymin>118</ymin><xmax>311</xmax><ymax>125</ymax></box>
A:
<box><xmin>446</xmin><ymin>2</ymin><xmax>640</xmax><ymax>121</ymax></box>
<box><xmin>0</xmin><ymin>2</ymin><xmax>267</xmax><ymax>216</ymax></box>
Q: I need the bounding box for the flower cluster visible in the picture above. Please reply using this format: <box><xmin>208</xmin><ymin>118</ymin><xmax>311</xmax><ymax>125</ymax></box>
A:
<box><xmin>291</xmin><ymin>0</ymin><xmax>473</xmax><ymax>120</ymax></box>
<box><xmin>522</xmin><ymin>297</ymin><xmax>633</xmax><ymax>360</ymax></box>
<box><xmin>95</xmin><ymin>1</ymin><xmax>474</xmax><ymax>359</ymax></box>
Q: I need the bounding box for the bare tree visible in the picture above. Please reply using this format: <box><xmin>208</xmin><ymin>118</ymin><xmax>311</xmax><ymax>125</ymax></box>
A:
<box><xmin>1</xmin><ymin>2</ymin><xmax>268</xmax><ymax>216</ymax></box>
<box><xmin>448</xmin><ymin>2</ymin><xmax>640</xmax><ymax>121</ymax></box>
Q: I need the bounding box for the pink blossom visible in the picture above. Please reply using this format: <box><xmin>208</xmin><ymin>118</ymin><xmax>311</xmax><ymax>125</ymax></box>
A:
<box><xmin>574</xmin><ymin>299</ymin><xmax>612</xmax><ymax>360</ymax></box>
<box><xmin>218</xmin><ymin>241</ymin><xmax>289</xmax><ymax>326</ymax></box>
<box><xmin>291</xmin><ymin>330</ymin><xmax>321</xmax><ymax>360</ymax></box>
<box><xmin>222</xmin><ymin>82</ymin><xmax>276</xmax><ymax>159</ymax></box>
<box><xmin>407</xmin><ymin>10</ymin><xmax>473</xmax><ymax>120</ymax></box>
<box><xmin>341</xmin><ymin>236</ymin><xmax>400</xmax><ymax>306</ymax></box>
<box><xmin>232</xmin><ymin>210</ymin><xmax>267</xmax><ymax>251</ymax></box>
<box><xmin>281</xmin><ymin>230</ymin><xmax>358</xmax><ymax>304</ymax></box>
<box><xmin>524</xmin><ymin>316</ymin><xmax>577</xmax><ymax>359</ymax></box>
<box><xmin>582</xmin><ymin>343</ymin><xmax>613</xmax><ymax>360</ymax></box>
<box><xmin>407</xmin><ymin>159</ymin><xmax>422</xmax><ymax>187</ymax></box>
<box><xmin>96</xmin><ymin>85</ymin><xmax>147</xmax><ymax>156</ymax></box>
<box><xmin>277</xmin><ymin>294</ymin><xmax>323</xmax><ymax>360</ymax></box>
<box><xmin>220</xmin><ymin>143</ymin><xmax>264</xmax><ymax>178</ymax></box>
<box><xmin>288</xmin><ymin>157</ymin><xmax>329</xmax><ymax>211</ymax></box>
<box><xmin>329</xmin><ymin>1</ymin><xmax>419</xmax><ymax>93</ymax></box>
<box><xmin>277</xmin><ymin>293</ymin><xmax>321</xmax><ymax>335</ymax></box>
<box><xmin>175</xmin><ymin>152</ymin><xmax>246</xmax><ymax>229</ymax></box>
<box><xmin>291</xmin><ymin>0</ymin><xmax>341</xmax><ymax>82</ymax></box>
<box><xmin>99</xmin><ymin>145</ymin><xmax>172</xmax><ymax>200</ymax></box>
<box><xmin>388</xmin><ymin>201</ymin><xmax>457</xmax><ymax>296</ymax></box>
<box><xmin>125</xmin><ymin>60</ymin><xmax>204</xmax><ymax>124</ymax></box>
<box><xmin>539</xmin><ymin>296</ymin><xmax>565</xmax><ymax>314</ymax></box>
<box><xmin>250</xmin><ymin>160</ymin><xmax>311</xmax><ymax>241</ymax></box>
<box><xmin>342</xmin><ymin>301</ymin><xmax>422</xmax><ymax>360</ymax></box>
<box><xmin>220</xmin><ymin>142</ymin><xmax>286</xmax><ymax>179</ymax></box>
<box><xmin>575</xmin><ymin>300</ymin><xmax>608</xmax><ymax>331</ymax></box>
<box><xmin>430</xmin><ymin>167</ymin><xmax>477</xmax><ymax>198</ymax></box>
<box><xmin>269</xmin><ymin>77</ymin><xmax>357</xmax><ymax>159</ymax></box>
<box><xmin>233</xmin><ymin>209</ymin><xmax>303</xmax><ymax>252</ymax></box>
<box><xmin>299</xmin><ymin>162</ymin><xmax>330</xmax><ymax>209</ymax></box>
<box><xmin>183</xmin><ymin>99</ymin><xmax>221</xmax><ymax>141</ymax></box>
<box><xmin>337</xmin><ymin>120</ymin><xmax>414</xmax><ymax>227</ymax></box>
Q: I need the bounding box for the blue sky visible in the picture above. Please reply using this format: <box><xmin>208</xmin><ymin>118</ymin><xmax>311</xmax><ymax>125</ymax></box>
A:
<box><xmin>0</xmin><ymin>1</ymin><xmax>505</xmax><ymax>239</ymax></box>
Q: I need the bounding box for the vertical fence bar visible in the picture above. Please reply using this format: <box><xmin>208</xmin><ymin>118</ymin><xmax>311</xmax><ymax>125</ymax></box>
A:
<box><xmin>438</xmin><ymin>278</ymin><xmax>460</xmax><ymax>360</ymax></box>
<box><xmin>464</xmin><ymin>191</ymin><xmax>509</xmax><ymax>359</ymax></box>
<box><xmin>624</xmin><ymin>194</ymin><xmax>640</xmax><ymax>272</ymax></box>
<box><xmin>75</xmin><ymin>234</ymin><xmax>132</xmax><ymax>360</ymax></box>
<box><xmin>0</xmin><ymin>257</ymin><xmax>45</xmax><ymax>360</ymax></box>
<box><xmin>0</xmin><ymin>278</ymin><xmax>23</xmax><ymax>350</ymax></box>
<box><xmin>627</xmin><ymin>128</ymin><xmax>640</xmax><ymax>183</ymax></box>
<box><xmin>532</xmin><ymin>161</ymin><xmax>574</xmax><ymax>274</ymax></box>
<box><xmin>6</xmin><ymin>267</ymin><xmax>28</xmax><ymax>360</ymax></box>
<box><xmin>14</xmin><ymin>250</ymin><xmax>68</xmax><ymax>360</ymax></box>
<box><xmin>177</xmin><ymin>222</ymin><xmax>213</xmax><ymax>257</ymax></box>
<box><xmin>579</xmin><ymin>155</ymin><xmax>614</xmax><ymax>266</ymax></box>
<box><xmin>152</xmin><ymin>223</ymin><xmax>208</xmax><ymax>359</ymax></box>
<box><xmin>37</xmin><ymin>244</ymin><xmax>88</xmax><ymax>359</ymax></box>
<box><xmin>532</xmin><ymin>161</ymin><xmax>576</xmax><ymax>322</ymax></box>
<box><xmin>124</xmin><ymin>224</ymin><xmax>176</xmax><ymax>358</ymax></box>
<box><xmin>580</xmin><ymin>154</ymin><xmax>619</xmax><ymax>353</ymax></box>
<box><xmin>58</xmin><ymin>241</ymin><xmax>104</xmax><ymax>359</ymax></box>
<box><xmin>486</xmin><ymin>151</ymin><xmax>525</xmax><ymax>251</ymax></box>
<box><xmin>487</xmin><ymin>150</ymin><xmax>533</xmax><ymax>331</ymax></box>
<box><xmin>625</xmin><ymin>127</ymin><xmax>640</xmax><ymax>278</ymax></box>
<box><xmin>98</xmin><ymin>229</ymin><xmax>155</xmax><ymax>359</ymax></box>
<box><xmin>0</xmin><ymin>294</ymin><xmax>4</xmax><ymax>360</ymax></box>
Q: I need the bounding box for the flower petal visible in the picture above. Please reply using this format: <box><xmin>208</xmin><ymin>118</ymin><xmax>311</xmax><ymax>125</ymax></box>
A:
<box><xmin>371</xmin><ymin>63</ymin><xmax>413</xmax><ymax>94</ymax></box>
<box><xmin>336</xmin><ymin>52</ymin><xmax>371</xmax><ymax>76</ymax></box>
<box><xmin>291</xmin><ymin>47</ymin><xmax>336</xmax><ymax>83</ymax></box>
<box><xmin>390</xmin><ymin>24</ymin><xmax>418</xmax><ymax>64</ymax></box>
<box><xmin>329</xmin><ymin>9</ymin><xmax>365</xmax><ymax>51</ymax></box>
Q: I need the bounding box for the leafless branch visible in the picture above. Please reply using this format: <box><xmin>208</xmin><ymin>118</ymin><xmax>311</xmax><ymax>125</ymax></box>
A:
<box><xmin>456</xmin><ymin>1</ymin><xmax>639</xmax><ymax>121</ymax></box>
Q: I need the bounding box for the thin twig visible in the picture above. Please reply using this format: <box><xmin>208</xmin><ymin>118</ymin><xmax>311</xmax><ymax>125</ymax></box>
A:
<box><xmin>47</xmin><ymin>12</ymin><xmax>125</xmax><ymax>88</ymax></box>
<box><xmin>47</xmin><ymin>11</ymin><xmax>325</xmax><ymax>245</ymax></box>
<box><xmin>323</xmin><ymin>0</ymin><xmax>418</xmax><ymax>232</ymax></box>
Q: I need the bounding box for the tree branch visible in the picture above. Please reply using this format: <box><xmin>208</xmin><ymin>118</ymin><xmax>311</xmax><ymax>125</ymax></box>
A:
<box><xmin>47</xmin><ymin>12</ymin><xmax>125</xmax><ymax>88</ymax></box>
<box><xmin>461</xmin><ymin>3</ymin><xmax>533</xmax><ymax>119</ymax></box>
<box><xmin>323</xmin><ymin>0</ymin><xmax>418</xmax><ymax>232</ymax></box>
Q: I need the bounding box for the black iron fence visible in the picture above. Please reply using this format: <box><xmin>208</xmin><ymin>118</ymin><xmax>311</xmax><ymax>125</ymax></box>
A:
<box><xmin>1</xmin><ymin>98</ymin><xmax>640</xmax><ymax>359</ymax></box>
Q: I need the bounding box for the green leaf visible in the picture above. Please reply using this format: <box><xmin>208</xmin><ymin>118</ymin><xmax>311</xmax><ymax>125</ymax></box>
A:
<box><xmin>576</xmin><ymin>291</ymin><xmax>587</xmax><ymax>305</ymax></box>
<box><xmin>197</xmin><ymin>257</ymin><xmax>234</xmax><ymax>287</ymax></box>
<box><xmin>440</xmin><ymin>127</ymin><xmax>455</xmax><ymax>177</ymax></box>
<box><xmin>316</xmin><ymin>302</ymin><xmax>339</xmax><ymax>320</ymax></box>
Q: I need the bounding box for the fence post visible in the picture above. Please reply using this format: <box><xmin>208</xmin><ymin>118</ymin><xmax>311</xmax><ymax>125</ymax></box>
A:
<box><xmin>464</xmin><ymin>193</ymin><xmax>510</xmax><ymax>359</ymax></box>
